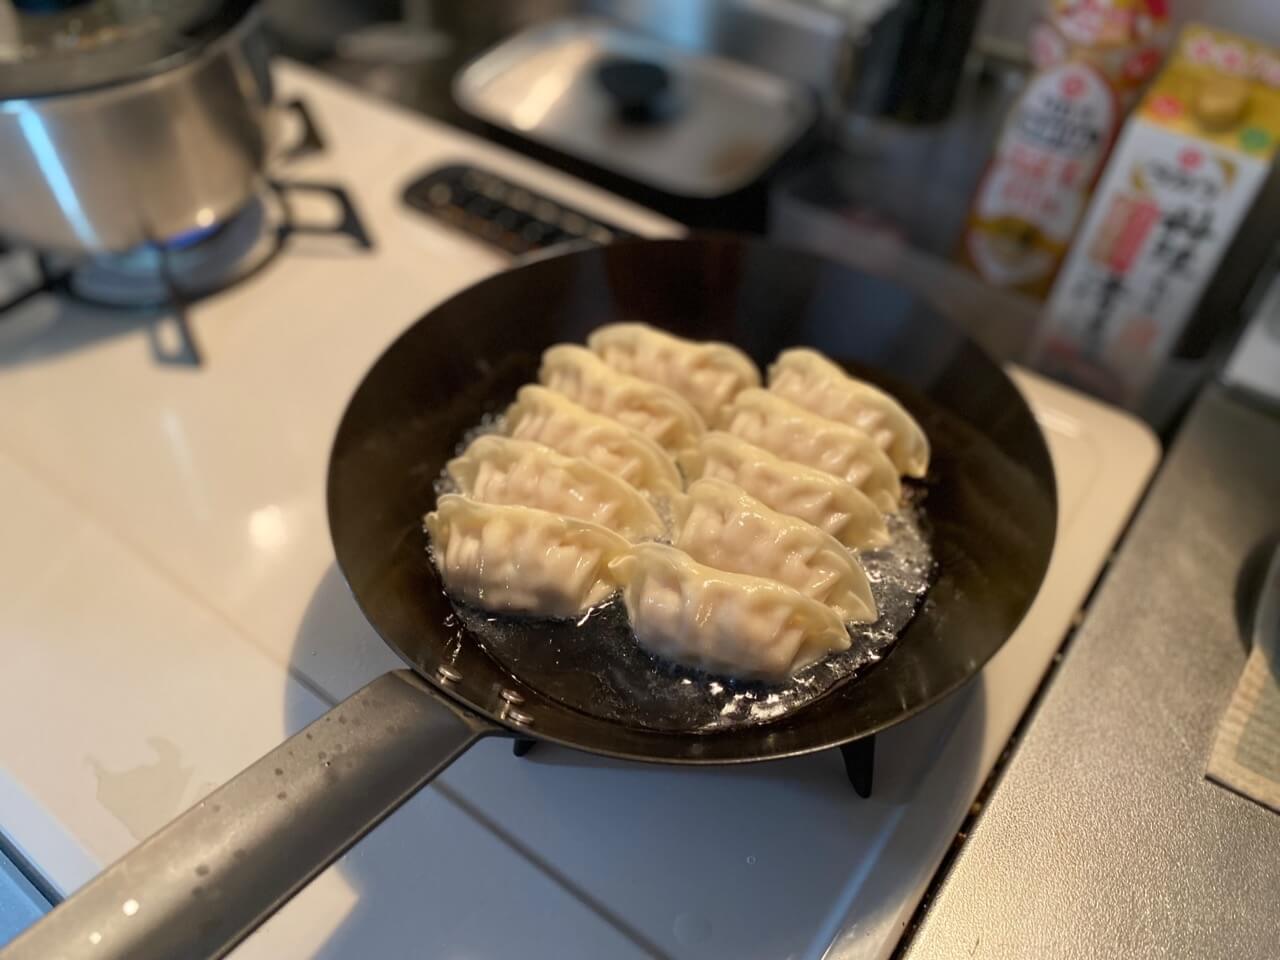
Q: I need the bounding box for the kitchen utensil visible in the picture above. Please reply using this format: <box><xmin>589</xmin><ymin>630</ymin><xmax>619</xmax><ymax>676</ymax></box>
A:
<box><xmin>2</xmin><ymin>235</ymin><xmax>1056</xmax><ymax>960</ymax></box>
<box><xmin>454</xmin><ymin>18</ymin><xmax>816</xmax><ymax>198</ymax></box>
<box><xmin>0</xmin><ymin>0</ymin><xmax>273</xmax><ymax>253</ymax></box>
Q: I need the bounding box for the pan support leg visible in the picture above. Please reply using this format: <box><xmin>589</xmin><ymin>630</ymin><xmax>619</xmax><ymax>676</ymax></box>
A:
<box><xmin>841</xmin><ymin>736</ymin><xmax>875</xmax><ymax>798</ymax></box>
<box><xmin>513</xmin><ymin>736</ymin><xmax>872</xmax><ymax>793</ymax></box>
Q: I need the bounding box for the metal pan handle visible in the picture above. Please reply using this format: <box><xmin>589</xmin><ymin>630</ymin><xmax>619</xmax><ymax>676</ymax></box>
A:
<box><xmin>1</xmin><ymin>670</ymin><xmax>494</xmax><ymax>960</ymax></box>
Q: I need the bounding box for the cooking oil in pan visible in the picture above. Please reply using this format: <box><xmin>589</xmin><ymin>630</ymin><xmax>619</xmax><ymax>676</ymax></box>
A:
<box><xmin>447</xmin><ymin>497</ymin><xmax>934</xmax><ymax>733</ymax></box>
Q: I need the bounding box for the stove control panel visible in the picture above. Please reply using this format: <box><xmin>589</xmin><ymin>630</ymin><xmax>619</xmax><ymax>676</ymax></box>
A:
<box><xmin>403</xmin><ymin>164</ymin><xmax>635</xmax><ymax>256</ymax></box>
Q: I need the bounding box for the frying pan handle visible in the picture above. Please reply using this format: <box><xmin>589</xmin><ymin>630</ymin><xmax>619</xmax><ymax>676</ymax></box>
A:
<box><xmin>2</xmin><ymin>670</ymin><xmax>494</xmax><ymax>960</ymax></box>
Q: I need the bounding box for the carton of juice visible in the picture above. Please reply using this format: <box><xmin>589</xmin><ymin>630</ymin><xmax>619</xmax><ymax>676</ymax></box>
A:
<box><xmin>960</xmin><ymin>0</ymin><xmax>1169</xmax><ymax>298</ymax></box>
<box><xmin>1036</xmin><ymin>24</ymin><xmax>1280</xmax><ymax>405</ymax></box>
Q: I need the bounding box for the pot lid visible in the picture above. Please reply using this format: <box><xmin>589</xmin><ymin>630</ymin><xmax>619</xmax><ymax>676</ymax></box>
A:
<box><xmin>0</xmin><ymin>0</ymin><xmax>255</xmax><ymax>99</ymax></box>
<box><xmin>454</xmin><ymin>17</ymin><xmax>816</xmax><ymax>199</ymax></box>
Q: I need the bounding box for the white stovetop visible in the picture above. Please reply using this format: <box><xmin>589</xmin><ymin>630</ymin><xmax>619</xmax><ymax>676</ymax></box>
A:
<box><xmin>0</xmin><ymin>62</ymin><xmax>1159</xmax><ymax>960</ymax></box>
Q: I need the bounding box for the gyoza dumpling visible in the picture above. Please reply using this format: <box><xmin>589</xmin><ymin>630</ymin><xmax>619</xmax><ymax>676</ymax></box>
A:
<box><xmin>503</xmin><ymin>385</ymin><xmax>682</xmax><ymax>500</ymax></box>
<box><xmin>447</xmin><ymin>435</ymin><xmax>666</xmax><ymax>542</ymax></box>
<box><xmin>768</xmin><ymin>348</ymin><xmax>930</xmax><ymax>478</ymax></box>
<box><xmin>608</xmin><ymin>543</ymin><xmax>850</xmax><ymax>682</ymax></box>
<box><xmin>587</xmin><ymin>322</ymin><xmax>760</xmax><ymax>426</ymax></box>
<box><xmin>424</xmin><ymin>495</ymin><xmax>628</xmax><ymax>617</ymax></box>
<box><xmin>672</xmin><ymin>478</ymin><xmax>876</xmax><ymax>623</ymax></box>
<box><xmin>679</xmin><ymin>431</ymin><xmax>889</xmax><ymax>550</ymax></box>
<box><xmin>539</xmin><ymin>344</ymin><xmax>705</xmax><ymax>453</ymax></box>
<box><xmin>726</xmin><ymin>389</ymin><xmax>901</xmax><ymax>512</ymax></box>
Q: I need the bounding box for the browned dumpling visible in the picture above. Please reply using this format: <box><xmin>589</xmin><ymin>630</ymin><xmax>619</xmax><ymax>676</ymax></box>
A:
<box><xmin>679</xmin><ymin>431</ymin><xmax>889</xmax><ymax>550</ymax></box>
<box><xmin>538</xmin><ymin>344</ymin><xmax>705</xmax><ymax>453</ymax></box>
<box><xmin>425</xmin><ymin>495</ymin><xmax>628</xmax><ymax>617</ymax></box>
<box><xmin>725</xmin><ymin>389</ymin><xmax>901</xmax><ymax>512</ymax></box>
<box><xmin>768</xmin><ymin>348</ymin><xmax>930</xmax><ymax>478</ymax></box>
<box><xmin>608</xmin><ymin>543</ymin><xmax>850</xmax><ymax>682</ymax></box>
<box><xmin>503</xmin><ymin>385</ymin><xmax>682</xmax><ymax>500</ymax></box>
<box><xmin>588</xmin><ymin>322</ymin><xmax>760</xmax><ymax>426</ymax></box>
<box><xmin>671</xmin><ymin>478</ymin><xmax>875</xmax><ymax>624</ymax></box>
<box><xmin>447</xmin><ymin>435</ymin><xmax>666</xmax><ymax>542</ymax></box>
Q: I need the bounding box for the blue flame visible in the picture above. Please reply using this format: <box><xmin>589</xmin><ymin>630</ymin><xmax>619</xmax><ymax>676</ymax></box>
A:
<box><xmin>163</xmin><ymin>222</ymin><xmax>222</xmax><ymax>251</ymax></box>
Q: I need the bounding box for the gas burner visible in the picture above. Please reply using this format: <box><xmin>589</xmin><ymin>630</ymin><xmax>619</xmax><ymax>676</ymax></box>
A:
<box><xmin>57</xmin><ymin>177</ymin><xmax>372</xmax><ymax>311</ymax></box>
<box><xmin>0</xmin><ymin>178</ymin><xmax>371</xmax><ymax>365</ymax></box>
<box><xmin>60</xmin><ymin>193</ymin><xmax>282</xmax><ymax>310</ymax></box>
<box><xmin>0</xmin><ymin>96</ymin><xmax>369</xmax><ymax>366</ymax></box>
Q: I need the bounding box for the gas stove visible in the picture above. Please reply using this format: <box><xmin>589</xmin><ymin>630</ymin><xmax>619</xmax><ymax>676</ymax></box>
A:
<box><xmin>0</xmin><ymin>100</ymin><xmax>370</xmax><ymax>366</ymax></box>
<box><xmin>0</xmin><ymin>62</ymin><xmax>1157</xmax><ymax>960</ymax></box>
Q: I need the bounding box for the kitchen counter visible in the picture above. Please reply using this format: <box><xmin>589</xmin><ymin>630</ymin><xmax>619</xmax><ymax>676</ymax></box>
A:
<box><xmin>0</xmin><ymin>58</ymin><xmax>1167</xmax><ymax>960</ymax></box>
<box><xmin>903</xmin><ymin>384</ymin><xmax>1280</xmax><ymax>960</ymax></box>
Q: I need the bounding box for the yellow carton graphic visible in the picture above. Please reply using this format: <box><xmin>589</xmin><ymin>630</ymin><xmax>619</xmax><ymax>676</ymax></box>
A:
<box><xmin>1037</xmin><ymin>24</ymin><xmax>1280</xmax><ymax>405</ymax></box>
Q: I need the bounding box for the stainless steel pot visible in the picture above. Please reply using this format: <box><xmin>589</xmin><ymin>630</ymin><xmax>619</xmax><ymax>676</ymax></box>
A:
<box><xmin>0</xmin><ymin>0</ymin><xmax>273</xmax><ymax>254</ymax></box>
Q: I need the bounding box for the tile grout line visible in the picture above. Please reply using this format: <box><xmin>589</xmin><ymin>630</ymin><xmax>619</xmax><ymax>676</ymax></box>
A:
<box><xmin>434</xmin><ymin>780</ymin><xmax>675</xmax><ymax>960</ymax></box>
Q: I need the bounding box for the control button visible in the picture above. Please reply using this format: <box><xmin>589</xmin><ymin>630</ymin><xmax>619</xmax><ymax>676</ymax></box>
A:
<box><xmin>426</xmin><ymin>182</ymin><xmax>452</xmax><ymax>206</ymax></box>
<box><xmin>464</xmin><ymin>196</ymin><xmax>499</xmax><ymax>219</ymax></box>
<box><xmin>521</xmin><ymin>222</ymin><xmax>549</xmax><ymax>243</ymax></box>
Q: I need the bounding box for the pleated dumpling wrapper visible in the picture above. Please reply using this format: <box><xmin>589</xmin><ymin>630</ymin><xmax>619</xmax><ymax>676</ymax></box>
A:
<box><xmin>679</xmin><ymin>431</ymin><xmax>889</xmax><ymax>550</ymax></box>
<box><xmin>609</xmin><ymin>543</ymin><xmax>851</xmax><ymax>682</ymax></box>
<box><xmin>425</xmin><ymin>495</ymin><xmax>629</xmax><ymax>618</ymax></box>
<box><xmin>538</xmin><ymin>344</ymin><xmax>705</xmax><ymax>453</ymax></box>
<box><xmin>587</xmin><ymin>322</ymin><xmax>760</xmax><ymax>427</ymax></box>
<box><xmin>725</xmin><ymin>388</ymin><xmax>901</xmax><ymax>512</ymax></box>
<box><xmin>768</xmin><ymin>348</ymin><xmax>929</xmax><ymax>478</ymax></box>
<box><xmin>447</xmin><ymin>435</ymin><xmax>666</xmax><ymax>542</ymax></box>
<box><xmin>672</xmin><ymin>478</ymin><xmax>876</xmax><ymax>624</ymax></box>
<box><xmin>504</xmin><ymin>385</ymin><xmax>682</xmax><ymax>501</ymax></box>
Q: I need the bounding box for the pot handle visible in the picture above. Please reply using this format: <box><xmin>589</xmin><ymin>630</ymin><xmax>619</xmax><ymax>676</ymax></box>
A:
<box><xmin>1</xmin><ymin>670</ymin><xmax>494</xmax><ymax>960</ymax></box>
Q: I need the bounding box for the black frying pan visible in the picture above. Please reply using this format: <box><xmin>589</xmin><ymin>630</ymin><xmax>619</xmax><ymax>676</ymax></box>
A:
<box><xmin>5</xmin><ymin>236</ymin><xmax>1056</xmax><ymax>960</ymax></box>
